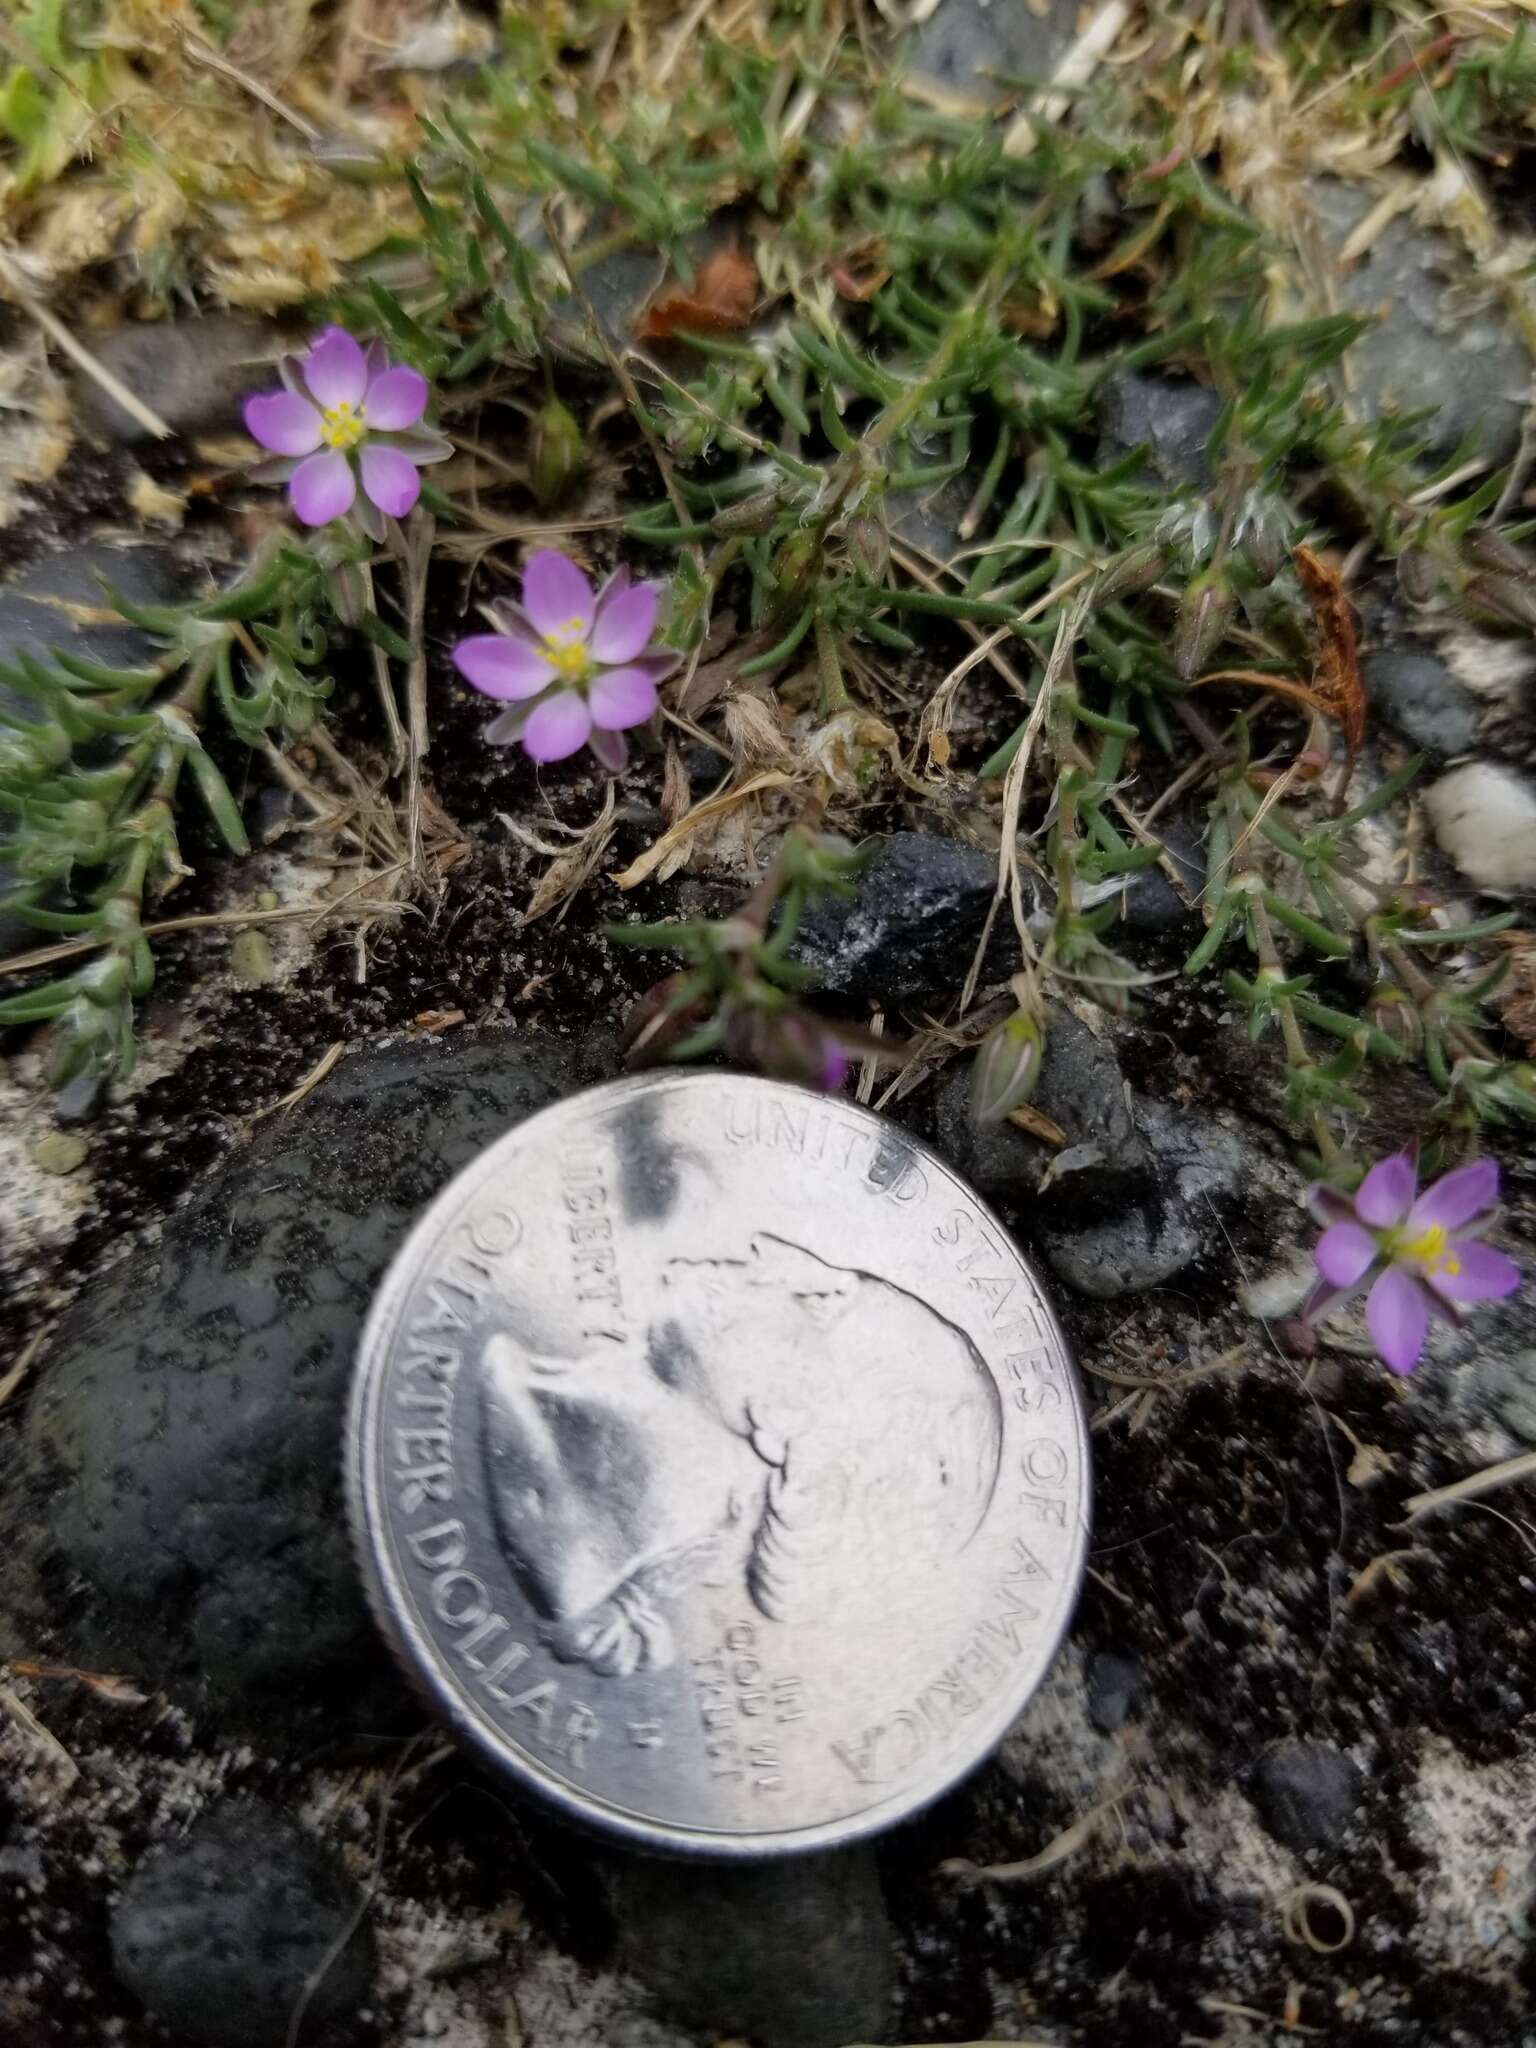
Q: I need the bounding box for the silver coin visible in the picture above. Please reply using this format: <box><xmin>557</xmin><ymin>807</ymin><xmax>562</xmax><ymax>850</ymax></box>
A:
<box><xmin>347</xmin><ymin>1071</ymin><xmax>1089</xmax><ymax>1857</ymax></box>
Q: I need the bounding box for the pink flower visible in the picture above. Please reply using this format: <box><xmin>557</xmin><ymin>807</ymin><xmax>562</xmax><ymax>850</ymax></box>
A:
<box><xmin>1303</xmin><ymin>1150</ymin><xmax>1519</xmax><ymax>1375</ymax></box>
<box><xmin>243</xmin><ymin>326</ymin><xmax>450</xmax><ymax>540</ymax></box>
<box><xmin>452</xmin><ymin>550</ymin><xmax>678</xmax><ymax>773</ymax></box>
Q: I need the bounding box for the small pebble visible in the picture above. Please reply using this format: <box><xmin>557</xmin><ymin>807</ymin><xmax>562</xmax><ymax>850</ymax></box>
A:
<box><xmin>1249</xmin><ymin>1740</ymin><xmax>1362</xmax><ymax>1853</ymax></box>
<box><xmin>33</xmin><ymin>1132</ymin><xmax>89</xmax><ymax>1176</ymax></box>
<box><xmin>229</xmin><ymin>930</ymin><xmax>278</xmax><ymax>986</ymax></box>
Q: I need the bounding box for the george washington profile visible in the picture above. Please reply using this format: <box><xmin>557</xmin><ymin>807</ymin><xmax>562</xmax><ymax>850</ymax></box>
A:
<box><xmin>477</xmin><ymin>1234</ymin><xmax>1003</xmax><ymax>1678</ymax></box>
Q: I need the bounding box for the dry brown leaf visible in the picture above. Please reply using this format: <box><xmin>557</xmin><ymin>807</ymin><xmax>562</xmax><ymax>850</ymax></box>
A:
<box><xmin>611</xmin><ymin>770</ymin><xmax>796</xmax><ymax>890</ymax></box>
<box><xmin>660</xmin><ymin>740</ymin><xmax>691</xmax><ymax>826</ymax></box>
<box><xmin>412</xmin><ymin>1008</ymin><xmax>465</xmax><ymax>1033</ymax></box>
<box><xmin>522</xmin><ymin>785</ymin><xmax>618</xmax><ymax>924</ymax></box>
<box><xmin>7</xmin><ymin>1659</ymin><xmax>150</xmax><ymax>1707</ymax></box>
<box><xmin>722</xmin><ymin>689</ymin><xmax>797</xmax><ymax>771</ymax></box>
<box><xmin>637</xmin><ymin>246</ymin><xmax>759</xmax><ymax>339</ymax></box>
<box><xmin>1193</xmin><ymin>546</ymin><xmax>1365</xmax><ymax>773</ymax></box>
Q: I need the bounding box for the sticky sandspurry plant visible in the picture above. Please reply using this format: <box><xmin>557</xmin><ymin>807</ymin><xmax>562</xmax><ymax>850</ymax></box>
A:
<box><xmin>0</xmin><ymin>326</ymin><xmax>448</xmax><ymax>1087</ymax></box>
<box><xmin>613</xmin><ymin>827</ymin><xmax>886</xmax><ymax>1093</ymax></box>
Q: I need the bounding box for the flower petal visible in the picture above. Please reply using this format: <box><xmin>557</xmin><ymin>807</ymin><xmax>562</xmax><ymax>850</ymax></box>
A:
<box><xmin>1306</xmin><ymin>1183</ymin><xmax>1357</xmax><ymax>1229</ymax></box>
<box><xmin>353</xmin><ymin>490</ymin><xmax>386</xmax><ymax>545</ymax></box>
<box><xmin>588</xmin><ymin>665</ymin><xmax>659</xmax><ymax>731</ymax></box>
<box><xmin>302</xmin><ymin>325</ymin><xmax>368</xmax><ymax>408</ymax></box>
<box><xmin>1409</xmin><ymin>1158</ymin><xmax>1500</xmax><ymax>1234</ymax></box>
<box><xmin>358</xmin><ymin>441</ymin><xmax>422</xmax><ymax>519</ymax></box>
<box><xmin>588</xmin><ymin>725</ymin><xmax>629</xmax><ymax>774</ymax></box>
<box><xmin>364</xmin><ymin>364</ymin><xmax>429</xmax><ymax>430</ymax></box>
<box><xmin>452</xmin><ymin>634</ymin><xmax>555</xmax><ymax>701</ymax></box>
<box><xmin>1301</xmin><ymin>1277</ymin><xmax>1352</xmax><ymax>1326</ymax></box>
<box><xmin>1315</xmin><ymin>1220</ymin><xmax>1378</xmax><ymax>1289</ymax></box>
<box><xmin>289</xmin><ymin>450</ymin><xmax>356</xmax><ymax>525</ymax></box>
<box><xmin>1355</xmin><ymin>1151</ymin><xmax>1416</xmax><ymax>1228</ymax></box>
<box><xmin>522</xmin><ymin>550</ymin><xmax>595</xmax><ymax>637</ymax></box>
<box><xmin>590</xmin><ymin>580</ymin><xmax>659</xmax><ymax>663</ymax></box>
<box><xmin>522</xmin><ymin>691</ymin><xmax>593</xmax><ymax>762</ymax></box>
<box><xmin>243</xmin><ymin>389</ymin><xmax>322</xmax><ymax>455</ymax></box>
<box><xmin>380</xmin><ymin>428</ymin><xmax>452</xmax><ymax>463</ymax></box>
<box><xmin>1433</xmin><ymin>1240</ymin><xmax>1521</xmax><ymax>1304</ymax></box>
<box><xmin>1366</xmin><ymin>1265</ymin><xmax>1430</xmax><ymax>1376</ymax></box>
<box><xmin>484</xmin><ymin>704</ymin><xmax>531</xmax><ymax>746</ymax></box>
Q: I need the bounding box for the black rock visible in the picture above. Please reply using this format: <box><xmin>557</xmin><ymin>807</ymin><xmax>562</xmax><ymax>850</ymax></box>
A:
<box><xmin>0</xmin><ymin>542</ymin><xmax>191</xmax><ymax>719</ymax></box>
<box><xmin>110</xmin><ymin>1804</ymin><xmax>374</xmax><ymax>2048</ymax></box>
<box><xmin>1035</xmin><ymin>1096</ymin><xmax>1247</xmax><ymax>1299</ymax></box>
<box><xmin>1310</xmin><ymin>179</ymin><xmax>1530</xmax><ymax>467</ymax></box>
<box><xmin>1248</xmin><ymin>1741</ymin><xmax>1363</xmax><ymax>1853</ymax></box>
<box><xmin>1086</xmin><ymin>1649</ymin><xmax>1143</xmax><ymax>1735</ymax></box>
<box><xmin>1096</xmin><ymin>370</ymin><xmax>1224</xmax><ymax>490</ymax></box>
<box><xmin>607</xmin><ymin>1844</ymin><xmax>895</xmax><ymax>2048</ymax></box>
<box><xmin>22</xmin><ymin>1031</ymin><xmax>595</xmax><ymax>1719</ymax></box>
<box><xmin>933</xmin><ymin>1005</ymin><xmax>1148</xmax><ymax>1210</ymax></box>
<box><xmin>75</xmin><ymin>315</ymin><xmax>284</xmax><ymax>445</ymax></box>
<box><xmin>1117</xmin><ymin>820</ymin><xmax>1206</xmax><ymax>934</ymax></box>
<box><xmin>1362</xmin><ymin>649</ymin><xmax>1478</xmax><ymax>760</ymax></box>
<box><xmin>904</xmin><ymin>0</ymin><xmax>1079</xmax><ymax>111</ymax></box>
<box><xmin>792</xmin><ymin>830</ymin><xmax>1008</xmax><ymax>1003</ymax></box>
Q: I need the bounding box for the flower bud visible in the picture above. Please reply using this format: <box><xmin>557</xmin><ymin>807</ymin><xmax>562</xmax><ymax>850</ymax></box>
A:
<box><xmin>970</xmin><ymin>1006</ymin><xmax>1045</xmax><ymax>1126</ymax></box>
<box><xmin>622</xmin><ymin>972</ymin><xmax>710</xmax><ymax>1066</ymax></box>
<box><xmin>530</xmin><ymin>395</ymin><xmax>585</xmax><ymax>509</ymax></box>
<box><xmin>1172</xmin><ymin>572</ymin><xmax>1234</xmax><ymax>679</ymax></box>
<box><xmin>1466</xmin><ymin>574</ymin><xmax>1536</xmax><ymax>632</ymax></box>
<box><xmin>1238</xmin><ymin>510</ymin><xmax>1284</xmax><ymax>587</ymax></box>
<box><xmin>1461</xmin><ymin>527</ymin><xmax>1535</xmax><ymax>581</ymax></box>
<box><xmin>727</xmin><ymin>1006</ymin><xmax>849</xmax><ymax>1092</ymax></box>
<box><xmin>1095</xmin><ymin>541</ymin><xmax>1169</xmax><ymax>604</ymax></box>
<box><xmin>710</xmin><ymin>487</ymin><xmax>783</xmax><ymax>537</ymax></box>
<box><xmin>845</xmin><ymin>513</ymin><xmax>890</xmax><ymax>585</ymax></box>
<box><xmin>1395</xmin><ymin>545</ymin><xmax>1439</xmax><ymax>607</ymax></box>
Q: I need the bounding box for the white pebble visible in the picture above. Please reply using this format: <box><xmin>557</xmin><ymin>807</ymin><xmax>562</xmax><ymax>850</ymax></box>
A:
<box><xmin>1423</xmin><ymin>761</ymin><xmax>1536</xmax><ymax>893</ymax></box>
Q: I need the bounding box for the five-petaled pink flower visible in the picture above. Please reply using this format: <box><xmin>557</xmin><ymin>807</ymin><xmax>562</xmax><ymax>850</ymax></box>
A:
<box><xmin>243</xmin><ymin>326</ymin><xmax>450</xmax><ymax>540</ymax></box>
<box><xmin>1304</xmin><ymin>1150</ymin><xmax>1519</xmax><ymax>1375</ymax></box>
<box><xmin>452</xmin><ymin>550</ymin><xmax>677</xmax><ymax>773</ymax></box>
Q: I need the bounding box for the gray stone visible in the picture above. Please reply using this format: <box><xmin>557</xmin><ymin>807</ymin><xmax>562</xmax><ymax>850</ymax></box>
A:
<box><xmin>1310</xmin><ymin>179</ymin><xmax>1531</xmax><ymax>467</ymax></box>
<box><xmin>0</xmin><ymin>541</ymin><xmax>190</xmax><ymax>714</ymax></box>
<box><xmin>110</xmin><ymin>1803</ymin><xmax>373</xmax><ymax>2048</ymax></box>
<box><xmin>792</xmin><ymin>830</ymin><xmax>1008</xmax><ymax>1003</ymax></box>
<box><xmin>888</xmin><ymin>465</ymin><xmax>978</xmax><ymax>559</ymax></box>
<box><xmin>23</xmin><ymin>1031</ymin><xmax>594</xmax><ymax>1717</ymax></box>
<box><xmin>1431</xmin><ymin>1297</ymin><xmax>1536</xmax><ymax>1447</ymax></box>
<box><xmin>607</xmin><ymin>1845</ymin><xmax>895</xmax><ymax>2048</ymax></box>
<box><xmin>1096</xmin><ymin>371</ymin><xmax>1224</xmax><ymax>490</ymax></box>
<box><xmin>1037</xmin><ymin>1096</ymin><xmax>1246</xmax><ymax>1298</ymax></box>
<box><xmin>1117</xmin><ymin>820</ymin><xmax>1206</xmax><ymax>934</ymax></box>
<box><xmin>75</xmin><ymin>315</ymin><xmax>284</xmax><ymax>445</ymax></box>
<box><xmin>1362</xmin><ymin>649</ymin><xmax>1479</xmax><ymax>759</ymax></box>
<box><xmin>1039</xmin><ymin>1202</ymin><xmax>1201</xmax><ymax>1299</ymax></box>
<box><xmin>1086</xmin><ymin>1649</ymin><xmax>1142</xmax><ymax>1735</ymax></box>
<box><xmin>932</xmin><ymin>1006</ymin><xmax>1148</xmax><ymax>1210</ymax></box>
<box><xmin>1248</xmin><ymin>1741</ymin><xmax>1362</xmax><ymax>1853</ymax></box>
<box><xmin>548</xmin><ymin>245</ymin><xmax>669</xmax><ymax>360</ymax></box>
<box><xmin>905</xmin><ymin>0</ymin><xmax>1079</xmax><ymax>111</ymax></box>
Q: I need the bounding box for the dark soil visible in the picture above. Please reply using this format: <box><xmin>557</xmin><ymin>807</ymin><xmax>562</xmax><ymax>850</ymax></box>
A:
<box><xmin>1</xmin><ymin>460</ymin><xmax>1533</xmax><ymax>2048</ymax></box>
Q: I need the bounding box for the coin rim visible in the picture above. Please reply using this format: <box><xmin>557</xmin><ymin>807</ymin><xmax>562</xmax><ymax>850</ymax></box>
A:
<box><xmin>346</xmin><ymin>1069</ymin><xmax>1090</xmax><ymax>1860</ymax></box>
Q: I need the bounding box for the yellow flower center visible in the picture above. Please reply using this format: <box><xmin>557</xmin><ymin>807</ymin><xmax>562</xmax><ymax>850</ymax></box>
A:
<box><xmin>319</xmin><ymin>400</ymin><xmax>366</xmax><ymax>452</ymax></box>
<box><xmin>539</xmin><ymin>616</ymin><xmax>593</xmax><ymax>684</ymax></box>
<box><xmin>1391</xmin><ymin>1221</ymin><xmax>1462</xmax><ymax>1279</ymax></box>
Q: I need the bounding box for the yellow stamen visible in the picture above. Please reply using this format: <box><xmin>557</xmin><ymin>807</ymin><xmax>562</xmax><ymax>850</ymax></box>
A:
<box><xmin>539</xmin><ymin>614</ymin><xmax>593</xmax><ymax>684</ymax></box>
<box><xmin>320</xmin><ymin>400</ymin><xmax>366</xmax><ymax>452</ymax></box>
<box><xmin>1393</xmin><ymin>1222</ymin><xmax>1461</xmax><ymax>1278</ymax></box>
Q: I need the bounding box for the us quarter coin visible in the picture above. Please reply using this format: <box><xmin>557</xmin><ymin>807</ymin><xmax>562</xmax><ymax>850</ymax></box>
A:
<box><xmin>347</xmin><ymin>1071</ymin><xmax>1089</xmax><ymax>1857</ymax></box>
